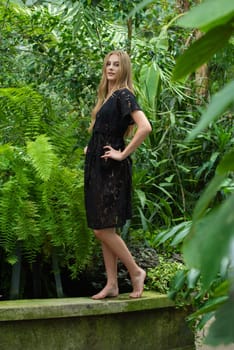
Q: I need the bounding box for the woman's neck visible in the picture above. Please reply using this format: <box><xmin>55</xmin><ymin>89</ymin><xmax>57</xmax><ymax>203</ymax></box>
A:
<box><xmin>109</xmin><ymin>81</ymin><xmax>119</xmax><ymax>91</ymax></box>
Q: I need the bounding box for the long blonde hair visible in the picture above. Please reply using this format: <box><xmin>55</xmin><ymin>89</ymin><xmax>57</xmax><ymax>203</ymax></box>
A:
<box><xmin>88</xmin><ymin>50</ymin><xmax>134</xmax><ymax>133</ymax></box>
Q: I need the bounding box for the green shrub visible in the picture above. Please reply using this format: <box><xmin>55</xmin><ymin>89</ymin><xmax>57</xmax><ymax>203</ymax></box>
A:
<box><xmin>145</xmin><ymin>255</ymin><xmax>185</xmax><ymax>294</ymax></box>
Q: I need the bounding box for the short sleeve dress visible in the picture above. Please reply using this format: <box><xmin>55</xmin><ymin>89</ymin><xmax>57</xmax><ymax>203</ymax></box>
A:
<box><xmin>84</xmin><ymin>88</ymin><xmax>141</xmax><ymax>229</ymax></box>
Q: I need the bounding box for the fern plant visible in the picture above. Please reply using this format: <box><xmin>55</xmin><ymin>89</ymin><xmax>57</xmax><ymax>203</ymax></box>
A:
<box><xmin>0</xmin><ymin>144</ymin><xmax>43</xmax><ymax>264</ymax></box>
<box><xmin>27</xmin><ymin>135</ymin><xmax>92</xmax><ymax>277</ymax></box>
<box><xmin>0</xmin><ymin>87</ymin><xmax>45</xmax><ymax>145</ymax></box>
<box><xmin>0</xmin><ymin>136</ymin><xmax>92</xmax><ymax>278</ymax></box>
<box><xmin>0</xmin><ymin>87</ymin><xmax>92</xmax><ymax>298</ymax></box>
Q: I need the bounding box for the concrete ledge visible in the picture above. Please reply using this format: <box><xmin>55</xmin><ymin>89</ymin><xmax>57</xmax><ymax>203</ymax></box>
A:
<box><xmin>0</xmin><ymin>291</ymin><xmax>174</xmax><ymax>321</ymax></box>
<box><xmin>0</xmin><ymin>291</ymin><xmax>195</xmax><ymax>350</ymax></box>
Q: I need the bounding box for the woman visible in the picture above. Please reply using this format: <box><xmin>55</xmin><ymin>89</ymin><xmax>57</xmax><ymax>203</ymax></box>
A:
<box><xmin>84</xmin><ymin>50</ymin><xmax>152</xmax><ymax>299</ymax></box>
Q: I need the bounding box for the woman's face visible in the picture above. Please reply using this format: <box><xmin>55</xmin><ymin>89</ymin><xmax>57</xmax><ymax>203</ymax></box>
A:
<box><xmin>105</xmin><ymin>54</ymin><xmax>120</xmax><ymax>84</ymax></box>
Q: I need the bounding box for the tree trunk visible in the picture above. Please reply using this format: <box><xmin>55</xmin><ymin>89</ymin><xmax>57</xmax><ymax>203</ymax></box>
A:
<box><xmin>127</xmin><ymin>17</ymin><xmax>133</xmax><ymax>55</ymax></box>
<box><xmin>176</xmin><ymin>0</ymin><xmax>190</xmax><ymax>13</ymax></box>
<box><xmin>10</xmin><ymin>243</ymin><xmax>22</xmax><ymax>299</ymax></box>
<box><xmin>194</xmin><ymin>30</ymin><xmax>209</xmax><ymax>103</ymax></box>
<box><xmin>176</xmin><ymin>0</ymin><xmax>209</xmax><ymax>103</ymax></box>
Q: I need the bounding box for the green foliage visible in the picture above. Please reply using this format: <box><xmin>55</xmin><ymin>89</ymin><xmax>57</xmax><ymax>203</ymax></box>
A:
<box><xmin>173</xmin><ymin>25</ymin><xmax>233</xmax><ymax>81</ymax></box>
<box><xmin>0</xmin><ymin>87</ymin><xmax>44</xmax><ymax>144</ymax></box>
<box><xmin>172</xmin><ymin>0</ymin><xmax>234</xmax><ymax>345</ymax></box>
<box><xmin>0</xmin><ymin>0</ymin><xmax>233</xmax><ymax>307</ymax></box>
<box><xmin>153</xmin><ymin>150</ymin><xmax>234</xmax><ymax>341</ymax></box>
<box><xmin>145</xmin><ymin>255</ymin><xmax>185</xmax><ymax>294</ymax></box>
<box><xmin>205</xmin><ymin>292</ymin><xmax>234</xmax><ymax>346</ymax></box>
<box><xmin>0</xmin><ymin>144</ymin><xmax>43</xmax><ymax>264</ymax></box>
<box><xmin>1</xmin><ymin>0</ymin><xmax>232</xmax><ymax>234</ymax></box>
<box><xmin>176</xmin><ymin>0</ymin><xmax>234</xmax><ymax>32</ymax></box>
<box><xmin>154</xmin><ymin>221</ymin><xmax>192</xmax><ymax>248</ymax></box>
<box><xmin>184</xmin><ymin>167</ymin><xmax>234</xmax><ymax>292</ymax></box>
<box><xmin>27</xmin><ymin>135</ymin><xmax>59</xmax><ymax>181</ymax></box>
<box><xmin>130</xmin><ymin>13</ymin><xmax>232</xmax><ymax>230</ymax></box>
<box><xmin>186</xmin><ymin>81</ymin><xmax>234</xmax><ymax>141</ymax></box>
<box><xmin>0</xmin><ymin>86</ymin><xmax>93</xmax><ymax>298</ymax></box>
<box><xmin>173</xmin><ymin>0</ymin><xmax>234</xmax><ymax>80</ymax></box>
<box><xmin>0</xmin><ymin>136</ymin><xmax>92</xmax><ymax>278</ymax></box>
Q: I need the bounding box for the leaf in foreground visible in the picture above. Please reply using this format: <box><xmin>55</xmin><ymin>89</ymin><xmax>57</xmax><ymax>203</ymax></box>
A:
<box><xmin>186</xmin><ymin>81</ymin><xmax>234</xmax><ymax>141</ymax></box>
<box><xmin>183</xmin><ymin>194</ymin><xmax>234</xmax><ymax>291</ymax></box>
<box><xmin>205</xmin><ymin>290</ymin><xmax>234</xmax><ymax>345</ymax></box>
<box><xmin>173</xmin><ymin>24</ymin><xmax>234</xmax><ymax>81</ymax></box>
<box><xmin>177</xmin><ymin>0</ymin><xmax>234</xmax><ymax>32</ymax></box>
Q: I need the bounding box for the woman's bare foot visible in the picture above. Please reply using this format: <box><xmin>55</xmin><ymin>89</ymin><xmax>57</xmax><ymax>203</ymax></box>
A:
<box><xmin>91</xmin><ymin>286</ymin><xmax>119</xmax><ymax>300</ymax></box>
<box><xmin>129</xmin><ymin>268</ymin><xmax>146</xmax><ymax>298</ymax></box>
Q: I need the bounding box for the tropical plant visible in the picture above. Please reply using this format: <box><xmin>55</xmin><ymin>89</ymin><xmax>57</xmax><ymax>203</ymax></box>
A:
<box><xmin>170</xmin><ymin>0</ymin><xmax>234</xmax><ymax>346</ymax></box>
<box><xmin>1</xmin><ymin>0</ymin><xmax>231</xmax><ymax>233</ymax></box>
<box><xmin>145</xmin><ymin>255</ymin><xmax>185</xmax><ymax>294</ymax></box>
<box><xmin>131</xmin><ymin>0</ymin><xmax>233</xmax><ymax>345</ymax></box>
<box><xmin>130</xmin><ymin>23</ymin><xmax>231</xmax><ymax>231</ymax></box>
<box><xmin>0</xmin><ymin>87</ymin><xmax>45</xmax><ymax>144</ymax></box>
<box><xmin>0</xmin><ymin>87</ymin><xmax>92</xmax><ymax>298</ymax></box>
<box><xmin>1</xmin><ymin>0</ymin><xmax>233</xmax><ymax>308</ymax></box>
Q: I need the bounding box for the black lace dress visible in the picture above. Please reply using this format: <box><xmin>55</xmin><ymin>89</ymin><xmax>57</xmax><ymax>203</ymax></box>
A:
<box><xmin>84</xmin><ymin>88</ymin><xmax>141</xmax><ymax>229</ymax></box>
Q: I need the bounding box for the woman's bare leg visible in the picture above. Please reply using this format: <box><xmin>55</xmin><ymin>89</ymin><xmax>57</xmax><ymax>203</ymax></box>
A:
<box><xmin>92</xmin><ymin>242</ymin><xmax>119</xmax><ymax>299</ymax></box>
<box><xmin>94</xmin><ymin>227</ymin><xmax>146</xmax><ymax>299</ymax></box>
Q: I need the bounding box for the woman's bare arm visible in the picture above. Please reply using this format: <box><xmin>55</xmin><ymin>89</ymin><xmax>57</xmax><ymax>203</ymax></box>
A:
<box><xmin>102</xmin><ymin>110</ymin><xmax>152</xmax><ymax>161</ymax></box>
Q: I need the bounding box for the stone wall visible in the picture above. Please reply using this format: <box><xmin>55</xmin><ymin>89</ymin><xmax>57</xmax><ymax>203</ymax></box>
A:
<box><xmin>0</xmin><ymin>291</ymin><xmax>195</xmax><ymax>350</ymax></box>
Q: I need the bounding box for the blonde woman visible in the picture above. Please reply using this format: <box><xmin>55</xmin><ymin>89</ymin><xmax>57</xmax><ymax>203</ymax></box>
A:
<box><xmin>84</xmin><ymin>50</ymin><xmax>152</xmax><ymax>299</ymax></box>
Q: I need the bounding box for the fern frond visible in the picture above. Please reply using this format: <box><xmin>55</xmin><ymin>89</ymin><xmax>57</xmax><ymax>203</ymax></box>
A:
<box><xmin>0</xmin><ymin>179</ymin><xmax>19</xmax><ymax>260</ymax></box>
<box><xmin>27</xmin><ymin>135</ymin><xmax>58</xmax><ymax>182</ymax></box>
<box><xmin>0</xmin><ymin>144</ymin><xmax>15</xmax><ymax>173</ymax></box>
<box><xmin>0</xmin><ymin>143</ymin><xmax>44</xmax><ymax>263</ymax></box>
<box><xmin>15</xmin><ymin>199</ymin><xmax>43</xmax><ymax>263</ymax></box>
<box><xmin>0</xmin><ymin>171</ymin><xmax>43</xmax><ymax>264</ymax></box>
<box><xmin>0</xmin><ymin>109</ymin><xmax>92</xmax><ymax>277</ymax></box>
<box><xmin>39</xmin><ymin>166</ymin><xmax>92</xmax><ymax>277</ymax></box>
<box><xmin>0</xmin><ymin>87</ymin><xmax>44</xmax><ymax>145</ymax></box>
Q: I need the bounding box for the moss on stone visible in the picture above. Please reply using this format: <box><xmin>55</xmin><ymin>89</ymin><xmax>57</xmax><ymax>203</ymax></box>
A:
<box><xmin>0</xmin><ymin>291</ymin><xmax>174</xmax><ymax>321</ymax></box>
<box><xmin>0</xmin><ymin>292</ymin><xmax>194</xmax><ymax>350</ymax></box>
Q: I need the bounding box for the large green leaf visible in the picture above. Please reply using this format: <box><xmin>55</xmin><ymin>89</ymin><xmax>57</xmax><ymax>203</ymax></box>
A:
<box><xmin>186</xmin><ymin>81</ymin><xmax>234</xmax><ymax>141</ymax></box>
<box><xmin>177</xmin><ymin>0</ymin><xmax>234</xmax><ymax>32</ymax></box>
<box><xmin>135</xmin><ymin>189</ymin><xmax>147</xmax><ymax>208</ymax></box>
<box><xmin>173</xmin><ymin>24</ymin><xmax>234</xmax><ymax>80</ymax></box>
<box><xmin>205</xmin><ymin>291</ymin><xmax>234</xmax><ymax>345</ymax></box>
<box><xmin>192</xmin><ymin>149</ymin><xmax>234</xmax><ymax>221</ymax></box>
<box><xmin>192</xmin><ymin>173</ymin><xmax>226</xmax><ymax>221</ymax></box>
<box><xmin>216</xmin><ymin>149</ymin><xmax>234</xmax><ymax>174</ymax></box>
<box><xmin>183</xmin><ymin>194</ymin><xmax>234</xmax><ymax>291</ymax></box>
<box><xmin>188</xmin><ymin>295</ymin><xmax>228</xmax><ymax>319</ymax></box>
<box><xmin>155</xmin><ymin>26</ymin><xmax>169</xmax><ymax>51</ymax></box>
<box><xmin>139</xmin><ymin>62</ymin><xmax>160</xmax><ymax>112</ymax></box>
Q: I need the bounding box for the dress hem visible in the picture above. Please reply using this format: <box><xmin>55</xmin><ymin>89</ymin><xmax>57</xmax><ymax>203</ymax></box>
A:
<box><xmin>87</xmin><ymin>220</ymin><xmax>131</xmax><ymax>230</ymax></box>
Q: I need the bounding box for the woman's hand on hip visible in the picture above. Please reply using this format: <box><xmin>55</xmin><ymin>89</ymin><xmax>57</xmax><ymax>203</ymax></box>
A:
<box><xmin>101</xmin><ymin>145</ymin><xmax>124</xmax><ymax>161</ymax></box>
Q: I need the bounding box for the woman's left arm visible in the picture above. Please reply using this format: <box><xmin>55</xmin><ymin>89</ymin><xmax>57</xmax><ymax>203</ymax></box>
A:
<box><xmin>102</xmin><ymin>110</ymin><xmax>152</xmax><ymax>161</ymax></box>
<box><xmin>121</xmin><ymin>110</ymin><xmax>152</xmax><ymax>159</ymax></box>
